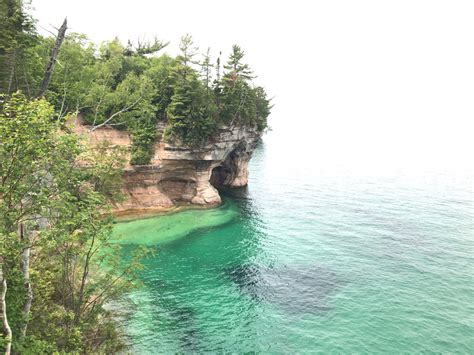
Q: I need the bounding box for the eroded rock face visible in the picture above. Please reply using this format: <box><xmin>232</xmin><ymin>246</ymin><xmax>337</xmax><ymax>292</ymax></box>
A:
<box><xmin>71</xmin><ymin>117</ymin><xmax>261</xmax><ymax>215</ymax></box>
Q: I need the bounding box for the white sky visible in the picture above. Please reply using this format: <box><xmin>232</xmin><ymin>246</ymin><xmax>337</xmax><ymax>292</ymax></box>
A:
<box><xmin>32</xmin><ymin>0</ymin><xmax>474</xmax><ymax>174</ymax></box>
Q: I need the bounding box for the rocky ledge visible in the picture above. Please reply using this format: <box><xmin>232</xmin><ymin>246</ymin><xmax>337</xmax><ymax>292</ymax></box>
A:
<box><xmin>72</xmin><ymin>118</ymin><xmax>262</xmax><ymax>216</ymax></box>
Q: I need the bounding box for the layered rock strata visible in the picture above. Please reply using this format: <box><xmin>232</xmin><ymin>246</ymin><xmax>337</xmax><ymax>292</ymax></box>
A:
<box><xmin>72</xmin><ymin>118</ymin><xmax>261</xmax><ymax>215</ymax></box>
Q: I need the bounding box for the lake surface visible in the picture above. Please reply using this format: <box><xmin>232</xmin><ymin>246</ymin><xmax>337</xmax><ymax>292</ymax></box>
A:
<box><xmin>113</xmin><ymin>131</ymin><xmax>473</xmax><ymax>353</ymax></box>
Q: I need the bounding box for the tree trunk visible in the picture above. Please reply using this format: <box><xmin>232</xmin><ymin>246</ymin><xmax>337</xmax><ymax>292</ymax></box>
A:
<box><xmin>19</xmin><ymin>224</ymin><xmax>33</xmax><ymax>340</ymax></box>
<box><xmin>37</xmin><ymin>18</ymin><xmax>68</xmax><ymax>98</ymax></box>
<box><xmin>0</xmin><ymin>263</ymin><xmax>12</xmax><ymax>355</ymax></box>
<box><xmin>74</xmin><ymin>233</ymin><xmax>95</xmax><ymax>323</ymax></box>
<box><xmin>6</xmin><ymin>49</ymin><xmax>17</xmax><ymax>95</ymax></box>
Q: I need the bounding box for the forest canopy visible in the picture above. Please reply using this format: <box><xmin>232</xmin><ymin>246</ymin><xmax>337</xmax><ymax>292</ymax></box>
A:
<box><xmin>1</xmin><ymin>5</ymin><xmax>271</xmax><ymax>164</ymax></box>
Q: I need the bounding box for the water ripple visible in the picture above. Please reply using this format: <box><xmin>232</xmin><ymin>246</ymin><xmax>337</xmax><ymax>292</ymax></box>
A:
<box><xmin>115</xmin><ymin>143</ymin><xmax>474</xmax><ymax>353</ymax></box>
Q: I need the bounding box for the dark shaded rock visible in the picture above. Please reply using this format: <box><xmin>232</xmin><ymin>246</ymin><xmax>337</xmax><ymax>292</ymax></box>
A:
<box><xmin>224</xmin><ymin>264</ymin><xmax>345</xmax><ymax>314</ymax></box>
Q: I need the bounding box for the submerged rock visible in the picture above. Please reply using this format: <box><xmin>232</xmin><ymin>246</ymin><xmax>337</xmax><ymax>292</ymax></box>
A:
<box><xmin>224</xmin><ymin>264</ymin><xmax>345</xmax><ymax>313</ymax></box>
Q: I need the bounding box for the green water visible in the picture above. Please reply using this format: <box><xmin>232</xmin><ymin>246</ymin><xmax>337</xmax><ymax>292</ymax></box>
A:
<box><xmin>113</xmin><ymin>140</ymin><xmax>474</xmax><ymax>353</ymax></box>
<box><xmin>113</xmin><ymin>201</ymin><xmax>239</xmax><ymax>246</ymax></box>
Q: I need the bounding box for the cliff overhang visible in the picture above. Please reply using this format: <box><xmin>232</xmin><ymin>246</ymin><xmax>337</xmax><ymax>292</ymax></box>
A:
<box><xmin>72</xmin><ymin>118</ymin><xmax>261</xmax><ymax>216</ymax></box>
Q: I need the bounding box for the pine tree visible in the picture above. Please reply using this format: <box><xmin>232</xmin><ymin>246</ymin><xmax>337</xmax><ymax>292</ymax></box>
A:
<box><xmin>223</xmin><ymin>45</ymin><xmax>254</xmax><ymax>81</ymax></box>
<box><xmin>219</xmin><ymin>45</ymin><xmax>254</xmax><ymax>125</ymax></box>
<box><xmin>0</xmin><ymin>0</ymin><xmax>38</xmax><ymax>95</ymax></box>
<box><xmin>165</xmin><ymin>37</ymin><xmax>215</xmax><ymax>145</ymax></box>
<box><xmin>201</xmin><ymin>47</ymin><xmax>212</xmax><ymax>91</ymax></box>
<box><xmin>166</xmin><ymin>68</ymin><xmax>214</xmax><ymax>145</ymax></box>
<box><xmin>177</xmin><ymin>34</ymin><xmax>198</xmax><ymax>79</ymax></box>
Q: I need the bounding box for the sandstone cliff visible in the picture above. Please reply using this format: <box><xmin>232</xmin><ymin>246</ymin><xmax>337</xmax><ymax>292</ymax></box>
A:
<box><xmin>72</xmin><ymin>118</ymin><xmax>261</xmax><ymax>216</ymax></box>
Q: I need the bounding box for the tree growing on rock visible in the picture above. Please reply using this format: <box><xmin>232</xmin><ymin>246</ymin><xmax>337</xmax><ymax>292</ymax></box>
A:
<box><xmin>165</xmin><ymin>35</ymin><xmax>215</xmax><ymax>146</ymax></box>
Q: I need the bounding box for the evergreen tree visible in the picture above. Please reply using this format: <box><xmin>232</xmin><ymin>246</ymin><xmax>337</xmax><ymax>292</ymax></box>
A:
<box><xmin>165</xmin><ymin>35</ymin><xmax>215</xmax><ymax>146</ymax></box>
<box><xmin>223</xmin><ymin>44</ymin><xmax>253</xmax><ymax>81</ymax></box>
<box><xmin>0</xmin><ymin>0</ymin><xmax>39</xmax><ymax>95</ymax></box>
<box><xmin>145</xmin><ymin>54</ymin><xmax>176</xmax><ymax>121</ymax></box>
<box><xmin>201</xmin><ymin>47</ymin><xmax>212</xmax><ymax>91</ymax></box>
<box><xmin>177</xmin><ymin>34</ymin><xmax>198</xmax><ymax>79</ymax></box>
<box><xmin>220</xmin><ymin>44</ymin><xmax>254</xmax><ymax>125</ymax></box>
<box><xmin>165</xmin><ymin>66</ymin><xmax>214</xmax><ymax>146</ymax></box>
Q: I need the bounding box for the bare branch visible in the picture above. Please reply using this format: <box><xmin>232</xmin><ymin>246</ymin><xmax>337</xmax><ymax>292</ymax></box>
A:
<box><xmin>89</xmin><ymin>96</ymin><xmax>142</xmax><ymax>132</ymax></box>
<box><xmin>38</xmin><ymin>18</ymin><xmax>68</xmax><ymax>97</ymax></box>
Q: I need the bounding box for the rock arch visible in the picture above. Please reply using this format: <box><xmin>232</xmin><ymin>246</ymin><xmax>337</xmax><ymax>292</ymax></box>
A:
<box><xmin>210</xmin><ymin>141</ymin><xmax>251</xmax><ymax>189</ymax></box>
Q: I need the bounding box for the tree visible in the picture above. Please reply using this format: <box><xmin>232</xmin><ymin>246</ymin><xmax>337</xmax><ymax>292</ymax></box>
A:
<box><xmin>0</xmin><ymin>0</ymin><xmax>38</xmax><ymax>96</ymax></box>
<box><xmin>177</xmin><ymin>34</ymin><xmax>198</xmax><ymax>78</ymax></box>
<box><xmin>223</xmin><ymin>44</ymin><xmax>254</xmax><ymax>81</ymax></box>
<box><xmin>201</xmin><ymin>47</ymin><xmax>212</xmax><ymax>91</ymax></box>
<box><xmin>165</xmin><ymin>36</ymin><xmax>216</xmax><ymax>146</ymax></box>
<box><xmin>219</xmin><ymin>45</ymin><xmax>254</xmax><ymax>125</ymax></box>
<box><xmin>0</xmin><ymin>93</ymin><xmax>140</xmax><ymax>352</ymax></box>
<box><xmin>37</xmin><ymin>18</ymin><xmax>67</xmax><ymax>97</ymax></box>
<box><xmin>217</xmin><ymin>44</ymin><xmax>271</xmax><ymax>130</ymax></box>
<box><xmin>165</xmin><ymin>67</ymin><xmax>214</xmax><ymax>145</ymax></box>
<box><xmin>145</xmin><ymin>54</ymin><xmax>176</xmax><ymax>121</ymax></box>
<box><xmin>45</xmin><ymin>33</ymin><xmax>96</xmax><ymax>118</ymax></box>
<box><xmin>0</xmin><ymin>93</ymin><xmax>72</xmax><ymax>351</ymax></box>
<box><xmin>134</xmin><ymin>37</ymin><xmax>168</xmax><ymax>56</ymax></box>
<box><xmin>254</xmin><ymin>86</ymin><xmax>271</xmax><ymax>130</ymax></box>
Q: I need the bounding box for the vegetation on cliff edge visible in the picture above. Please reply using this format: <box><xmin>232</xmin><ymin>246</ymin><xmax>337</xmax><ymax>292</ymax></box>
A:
<box><xmin>1</xmin><ymin>1</ymin><xmax>272</xmax><ymax>164</ymax></box>
<box><xmin>0</xmin><ymin>0</ymin><xmax>271</xmax><ymax>352</ymax></box>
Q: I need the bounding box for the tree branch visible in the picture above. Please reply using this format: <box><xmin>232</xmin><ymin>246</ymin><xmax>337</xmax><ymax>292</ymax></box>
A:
<box><xmin>38</xmin><ymin>18</ymin><xmax>68</xmax><ymax>97</ymax></box>
<box><xmin>89</xmin><ymin>96</ymin><xmax>142</xmax><ymax>132</ymax></box>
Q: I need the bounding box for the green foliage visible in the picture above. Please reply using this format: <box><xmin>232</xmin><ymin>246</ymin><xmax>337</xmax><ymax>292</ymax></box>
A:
<box><xmin>129</xmin><ymin>117</ymin><xmax>157</xmax><ymax>165</ymax></box>
<box><xmin>0</xmin><ymin>92</ymin><xmax>62</xmax><ymax>232</ymax></box>
<box><xmin>2</xmin><ymin>3</ymin><xmax>271</xmax><ymax>158</ymax></box>
<box><xmin>0</xmin><ymin>93</ymin><xmax>140</xmax><ymax>353</ymax></box>
<box><xmin>0</xmin><ymin>0</ymin><xmax>39</xmax><ymax>94</ymax></box>
<box><xmin>165</xmin><ymin>42</ymin><xmax>216</xmax><ymax>146</ymax></box>
<box><xmin>46</xmin><ymin>33</ymin><xmax>96</xmax><ymax>116</ymax></box>
<box><xmin>19</xmin><ymin>33</ymin><xmax>270</xmax><ymax>155</ymax></box>
<box><xmin>217</xmin><ymin>44</ymin><xmax>270</xmax><ymax>130</ymax></box>
<box><xmin>223</xmin><ymin>44</ymin><xmax>254</xmax><ymax>80</ymax></box>
<box><xmin>0</xmin><ymin>3</ymin><xmax>272</xmax><ymax>352</ymax></box>
<box><xmin>254</xmin><ymin>86</ymin><xmax>271</xmax><ymax>130</ymax></box>
<box><xmin>145</xmin><ymin>54</ymin><xmax>176</xmax><ymax>120</ymax></box>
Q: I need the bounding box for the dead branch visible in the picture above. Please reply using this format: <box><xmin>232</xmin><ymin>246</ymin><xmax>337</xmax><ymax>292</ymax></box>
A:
<box><xmin>89</xmin><ymin>96</ymin><xmax>142</xmax><ymax>132</ymax></box>
<box><xmin>38</xmin><ymin>18</ymin><xmax>68</xmax><ymax>97</ymax></box>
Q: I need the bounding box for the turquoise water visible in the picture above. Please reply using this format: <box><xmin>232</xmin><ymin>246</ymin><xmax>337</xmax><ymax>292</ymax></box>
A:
<box><xmin>113</xmin><ymin>136</ymin><xmax>474</xmax><ymax>353</ymax></box>
<box><xmin>113</xmin><ymin>201</ymin><xmax>239</xmax><ymax>246</ymax></box>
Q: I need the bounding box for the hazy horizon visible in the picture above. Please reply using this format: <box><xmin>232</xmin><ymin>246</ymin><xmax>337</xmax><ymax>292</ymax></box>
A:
<box><xmin>32</xmin><ymin>0</ymin><xmax>474</xmax><ymax>174</ymax></box>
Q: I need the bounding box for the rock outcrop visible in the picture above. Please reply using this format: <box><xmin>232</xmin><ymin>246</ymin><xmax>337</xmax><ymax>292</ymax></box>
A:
<box><xmin>72</xmin><ymin>118</ymin><xmax>261</xmax><ymax>216</ymax></box>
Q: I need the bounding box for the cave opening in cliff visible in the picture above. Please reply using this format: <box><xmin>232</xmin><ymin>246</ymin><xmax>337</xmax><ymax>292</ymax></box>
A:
<box><xmin>210</xmin><ymin>164</ymin><xmax>232</xmax><ymax>190</ymax></box>
<box><xmin>210</xmin><ymin>143</ymin><xmax>248</xmax><ymax>190</ymax></box>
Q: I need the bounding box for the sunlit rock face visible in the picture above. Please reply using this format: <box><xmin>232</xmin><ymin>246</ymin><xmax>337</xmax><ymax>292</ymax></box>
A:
<box><xmin>71</xmin><ymin>118</ymin><xmax>261</xmax><ymax>215</ymax></box>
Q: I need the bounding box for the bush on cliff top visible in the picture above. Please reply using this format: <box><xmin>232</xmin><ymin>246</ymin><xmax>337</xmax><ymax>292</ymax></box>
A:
<box><xmin>3</xmin><ymin>25</ymin><xmax>272</xmax><ymax>159</ymax></box>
